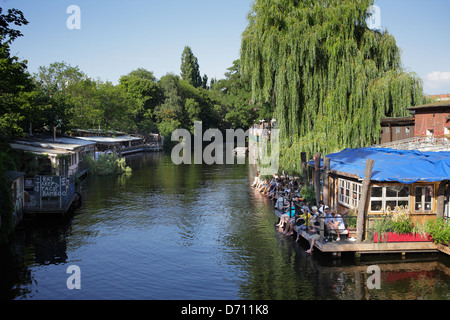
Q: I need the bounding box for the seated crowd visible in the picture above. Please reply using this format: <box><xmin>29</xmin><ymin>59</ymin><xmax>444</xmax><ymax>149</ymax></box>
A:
<box><xmin>252</xmin><ymin>171</ymin><xmax>350</xmax><ymax>254</ymax></box>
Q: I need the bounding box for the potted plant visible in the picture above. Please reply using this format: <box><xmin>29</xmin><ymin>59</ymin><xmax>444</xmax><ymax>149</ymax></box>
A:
<box><xmin>371</xmin><ymin>215</ymin><xmax>393</xmax><ymax>243</ymax></box>
<box><xmin>374</xmin><ymin>206</ymin><xmax>432</xmax><ymax>242</ymax></box>
<box><xmin>425</xmin><ymin>218</ymin><xmax>450</xmax><ymax>245</ymax></box>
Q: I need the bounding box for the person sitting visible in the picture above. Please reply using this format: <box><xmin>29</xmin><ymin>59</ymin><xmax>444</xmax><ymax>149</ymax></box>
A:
<box><xmin>263</xmin><ymin>179</ymin><xmax>278</xmax><ymax>197</ymax></box>
<box><xmin>276</xmin><ymin>194</ymin><xmax>295</xmax><ymax>228</ymax></box>
<box><xmin>252</xmin><ymin>171</ymin><xmax>261</xmax><ymax>188</ymax></box>
<box><xmin>309</xmin><ymin>206</ymin><xmax>321</xmax><ymax>234</ymax></box>
<box><xmin>267</xmin><ymin>181</ymin><xmax>282</xmax><ymax>200</ymax></box>
<box><xmin>275</xmin><ymin>193</ymin><xmax>289</xmax><ymax>226</ymax></box>
<box><xmin>327</xmin><ymin>210</ymin><xmax>346</xmax><ymax>241</ymax></box>
<box><xmin>282</xmin><ymin>197</ymin><xmax>301</xmax><ymax>236</ymax></box>
<box><xmin>318</xmin><ymin>200</ymin><xmax>325</xmax><ymax>215</ymax></box>
<box><xmin>305</xmin><ymin>228</ymin><xmax>320</xmax><ymax>254</ymax></box>
<box><xmin>321</xmin><ymin>206</ymin><xmax>332</xmax><ymax>241</ymax></box>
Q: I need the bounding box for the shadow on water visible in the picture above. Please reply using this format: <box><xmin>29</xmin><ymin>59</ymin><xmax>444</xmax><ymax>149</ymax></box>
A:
<box><xmin>1</xmin><ymin>152</ymin><xmax>449</xmax><ymax>300</ymax></box>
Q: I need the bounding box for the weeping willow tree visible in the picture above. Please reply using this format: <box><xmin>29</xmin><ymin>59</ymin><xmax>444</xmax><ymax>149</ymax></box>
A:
<box><xmin>241</xmin><ymin>0</ymin><xmax>425</xmax><ymax>173</ymax></box>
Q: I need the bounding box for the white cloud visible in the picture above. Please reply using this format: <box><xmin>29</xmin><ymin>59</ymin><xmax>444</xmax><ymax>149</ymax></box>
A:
<box><xmin>424</xmin><ymin>71</ymin><xmax>450</xmax><ymax>94</ymax></box>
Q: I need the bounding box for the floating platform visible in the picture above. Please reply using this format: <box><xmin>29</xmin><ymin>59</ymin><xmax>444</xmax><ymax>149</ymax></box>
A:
<box><xmin>273</xmin><ymin>210</ymin><xmax>448</xmax><ymax>256</ymax></box>
<box><xmin>24</xmin><ymin>193</ymin><xmax>81</xmax><ymax>216</ymax></box>
<box><xmin>119</xmin><ymin>145</ymin><xmax>163</xmax><ymax>156</ymax></box>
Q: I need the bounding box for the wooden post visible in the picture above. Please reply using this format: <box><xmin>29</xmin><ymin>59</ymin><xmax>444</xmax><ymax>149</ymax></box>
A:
<box><xmin>356</xmin><ymin>158</ymin><xmax>375</xmax><ymax>243</ymax></box>
<box><xmin>320</xmin><ymin>216</ymin><xmax>324</xmax><ymax>243</ymax></box>
<box><xmin>323</xmin><ymin>157</ymin><xmax>331</xmax><ymax>207</ymax></box>
<box><xmin>301</xmin><ymin>152</ymin><xmax>308</xmax><ymax>185</ymax></box>
<box><xmin>39</xmin><ymin>176</ymin><xmax>42</xmax><ymax>210</ymax></box>
<box><xmin>59</xmin><ymin>176</ymin><xmax>62</xmax><ymax>209</ymax></box>
<box><xmin>314</xmin><ymin>153</ymin><xmax>321</xmax><ymax>207</ymax></box>
<box><xmin>436</xmin><ymin>181</ymin><xmax>447</xmax><ymax>219</ymax></box>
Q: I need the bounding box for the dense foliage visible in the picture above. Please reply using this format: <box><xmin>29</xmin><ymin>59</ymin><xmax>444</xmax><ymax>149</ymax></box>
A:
<box><xmin>0</xmin><ymin>8</ymin><xmax>29</xmax><ymax>244</ymax></box>
<box><xmin>241</xmin><ymin>0</ymin><xmax>425</xmax><ymax>173</ymax></box>
<box><xmin>84</xmin><ymin>153</ymin><xmax>132</xmax><ymax>176</ymax></box>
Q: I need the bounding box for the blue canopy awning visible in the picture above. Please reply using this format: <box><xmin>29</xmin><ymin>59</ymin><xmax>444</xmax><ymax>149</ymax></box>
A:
<box><xmin>309</xmin><ymin>148</ymin><xmax>450</xmax><ymax>184</ymax></box>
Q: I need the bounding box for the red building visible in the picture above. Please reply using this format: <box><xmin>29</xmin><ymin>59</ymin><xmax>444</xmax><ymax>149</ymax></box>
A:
<box><xmin>408</xmin><ymin>101</ymin><xmax>450</xmax><ymax>138</ymax></box>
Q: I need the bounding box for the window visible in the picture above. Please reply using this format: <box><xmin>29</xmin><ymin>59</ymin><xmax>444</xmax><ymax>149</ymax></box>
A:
<box><xmin>338</xmin><ymin>179</ymin><xmax>362</xmax><ymax>208</ymax></box>
<box><xmin>370</xmin><ymin>185</ymin><xmax>410</xmax><ymax>212</ymax></box>
<box><xmin>405</xmin><ymin>127</ymin><xmax>410</xmax><ymax>134</ymax></box>
<box><xmin>71</xmin><ymin>153</ymin><xmax>77</xmax><ymax>166</ymax></box>
<box><xmin>415</xmin><ymin>185</ymin><xmax>433</xmax><ymax>212</ymax></box>
<box><xmin>395</xmin><ymin>127</ymin><xmax>401</xmax><ymax>134</ymax></box>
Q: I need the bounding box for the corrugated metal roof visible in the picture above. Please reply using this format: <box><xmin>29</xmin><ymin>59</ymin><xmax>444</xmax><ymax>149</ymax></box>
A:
<box><xmin>74</xmin><ymin>135</ymin><xmax>143</xmax><ymax>143</ymax></box>
<box><xmin>10</xmin><ymin>143</ymin><xmax>74</xmax><ymax>155</ymax></box>
<box><xmin>14</xmin><ymin>137</ymin><xmax>95</xmax><ymax>151</ymax></box>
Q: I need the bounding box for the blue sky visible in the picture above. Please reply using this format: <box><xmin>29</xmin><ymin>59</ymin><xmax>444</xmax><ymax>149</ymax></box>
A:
<box><xmin>3</xmin><ymin>0</ymin><xmax>450</xmax><ymax>95</ymax></box>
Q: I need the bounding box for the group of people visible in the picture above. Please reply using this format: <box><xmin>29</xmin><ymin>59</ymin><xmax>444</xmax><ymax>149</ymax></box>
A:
<box><xmin>252</xmin><ymin>171</ymin><xmax>302</xmax><ymax>200</ymax></box>
<box><xmin>252</xmin><ymin>171</ymin><xmax>349</xmax><ymax>255</ymax></box>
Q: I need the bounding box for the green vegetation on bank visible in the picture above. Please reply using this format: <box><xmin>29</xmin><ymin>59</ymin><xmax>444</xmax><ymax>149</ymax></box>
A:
<box><xmin>241</xmin><ymin>0</ymin><xmax>426</xmax><ymax>173</ymax></box>
<box><xmin>84</xmin><ymin>153</ymin><xmax>132</xmax><ymax>176</ymax></box>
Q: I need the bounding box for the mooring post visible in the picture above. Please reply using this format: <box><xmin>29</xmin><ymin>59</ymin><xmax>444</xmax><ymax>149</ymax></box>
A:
<box><xmin>437</xmin><ymin>181</ymin><xmax>447</xmax><ymax>219</ymax></box>
<box><xmin>356</xmin><ymin>158</ymin><xmax>375</xmax><ymax>243</ymax></box>
<box><xmin>314</xmin><ymin>153</ymin><xmax>321</xmax><ymax>207</ymax></box>
<box><xmin>320</xmin><ymin>216</ymin><xmax>324</xmax><ymax>243</ymax></box>
<box><xmin>323</xmin><ymin>157</ymin><xmax>331</xmax><ymax>207</ymax></box>
<box><xmin>301</xmin><ymin>152</ymin><xmax>308</xmax><ymax>185</ymax></box>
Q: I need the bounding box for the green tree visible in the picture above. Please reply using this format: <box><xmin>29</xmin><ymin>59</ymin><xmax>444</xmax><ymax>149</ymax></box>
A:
<box><xmin>154</xmin><ymin>73</ymin><xmax>184</xmax><ymax>144</ymax></box>
<box><xmin>212</xmin><ymin>60</ymin><xmax>255</xmax><ymax>130</ymax></box>
<box><xmin>0</xmin><ymin>7</ymin><xmax>34</xmax><ymax>137</ymax></box>
<box><xmin>241</xmin><ymin>0</ymin><xmax>425</xmax><ymax>173</ymax></box>
<box><xmin>180</xmin><ymin>46</ymin><xmax>202</xmax><ymax>88</ymax></box>
<box><xmin>119</xmin><ymin>68</ymin><xmax>162</xmax><ymax>133</ymax></box>
<box><xmin>202</xmin><ymin>74</ymin><xmax>208</xmax><ymax>90</ymax></box>
<box><xmin>66</xmin><ymin>78</ymin><xmax>104</xmax><ymax>130</ymax></box>
<box><xmin>34</xmin><ymin>61</ymin><xmax>87</xmax><ymax>133</ymax></box>
<box><xmin>0</xmin><ymin>7</ymin><xmax>28</xmax><ymax>44</ymax></box>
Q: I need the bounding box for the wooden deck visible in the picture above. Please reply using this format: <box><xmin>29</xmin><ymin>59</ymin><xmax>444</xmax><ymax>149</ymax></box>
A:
<box><xmin>273</xmin><ymin>210</ymin><xmax>447</xmax><ymax>256</ymax></box>
<box><xmin>298</xmin><ymin>230</ymin><xmax>439</xmax><ymax>255</ymax></box>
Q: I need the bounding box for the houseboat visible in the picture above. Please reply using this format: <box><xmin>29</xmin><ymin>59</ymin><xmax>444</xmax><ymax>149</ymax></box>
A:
<box><xmin>303</xmin><ymin>147</ymin><xmax>450</xmax><ymax>255</ymax></box>
<box><xmin>10</xmin><ymin>136</ymin><xmax>96</xmax><ymax>177</ymax></box>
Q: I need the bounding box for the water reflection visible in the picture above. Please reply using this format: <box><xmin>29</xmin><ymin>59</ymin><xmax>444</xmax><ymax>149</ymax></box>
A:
<box><xmin>0</xmin><ymin>152</ymin><xmax>449</xmax><ymax>300</ymax></box>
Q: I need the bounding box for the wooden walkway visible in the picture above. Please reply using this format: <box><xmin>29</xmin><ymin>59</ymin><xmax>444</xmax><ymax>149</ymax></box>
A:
<box><xmin>273</xmin><ymin>210</ymin><xmax>447</xmax><ymax>256</ymax></box>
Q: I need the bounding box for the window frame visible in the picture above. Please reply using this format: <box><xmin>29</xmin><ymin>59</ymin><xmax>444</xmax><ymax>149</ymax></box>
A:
<box><xmin>338</xmin><ymin>178</ymin><xmax>362</xmax><ymax>209</ymax></box>
<box><xmin>369</xmin><ymin>184</ymin><xmax>411</xmax><ymax>213</ymax></box>
<box><xmin>414</xmin><ymin>185</ymin><xmax>434</xmax><ymax>213</ymax></box>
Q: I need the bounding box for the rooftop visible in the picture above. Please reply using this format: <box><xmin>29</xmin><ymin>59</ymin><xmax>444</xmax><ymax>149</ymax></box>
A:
<box><xmin>14</xmin><ymin>136</ymin><xmax>96</xmax><ymax>151</ymax></box>
<box><xmin>74</xmin><ymin>135</ymin><xmax>143</xmax><ymax>144</ymax></box>
<box><xmin>10</xmin><ymin>143</ymin><xmax>74</xmax><ymax>156</ymax></box>
<box><xmin>310</xmin><ymin>147</ymin><xmax>450</xmax><ymax>184</ymax></box>
<box><xmin>408</xmin><ymin>100</ymin><xmax>450</xmax><ymax>111</ymax></box>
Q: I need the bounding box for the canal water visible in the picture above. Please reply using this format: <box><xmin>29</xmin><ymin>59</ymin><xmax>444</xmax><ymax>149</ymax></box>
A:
<box><xmin>1</xmin><ymin>152</ymin><xmax>450</xmax><ymax>300</ymax></box>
